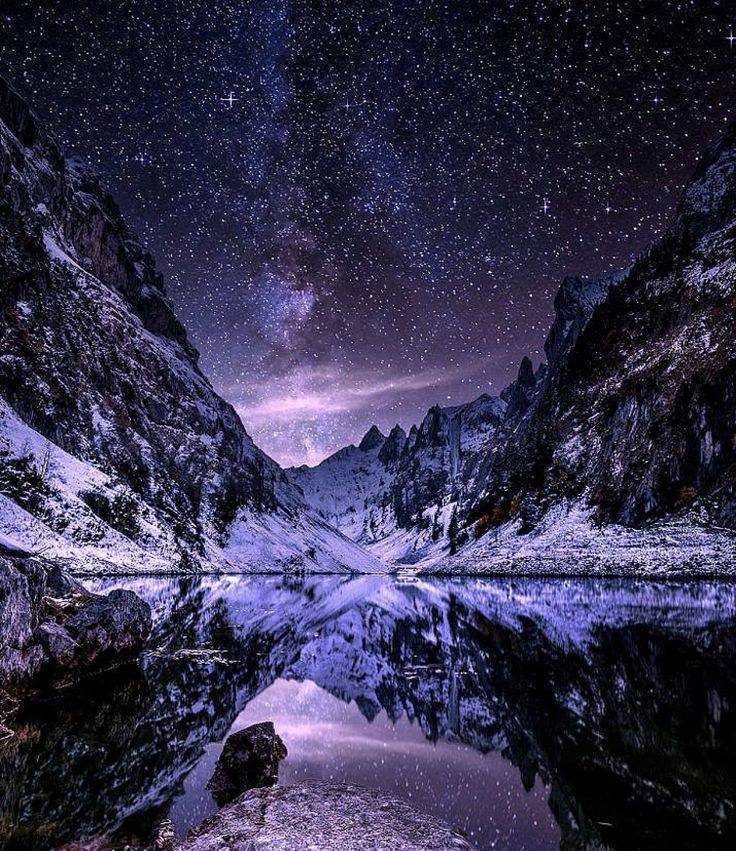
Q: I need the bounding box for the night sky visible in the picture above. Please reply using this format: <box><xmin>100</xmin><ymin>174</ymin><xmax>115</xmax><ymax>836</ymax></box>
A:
<box><xmin>1</xmin><ymin>1</ymin><xmax>734</xmax><ymax>465</ymax></box>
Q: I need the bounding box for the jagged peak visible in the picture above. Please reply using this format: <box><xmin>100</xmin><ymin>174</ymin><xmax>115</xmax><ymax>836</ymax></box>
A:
<box><xmin>378</xmin><ymin>424</ymin><xmax>407</xmax><ymax>464</ymax></box>
<box><xmin>517</xmin><ymin>355</ymin><xmax>534</xmax><ymax>384</ymax></box>
<box><xmin>665</xmin><ymin>119</ymin><xmax>736</xmax><ymax>249</ymax></box>
<box><xmin>543</xmin><ymin>270</ymin><xmax>625</xmax><ymax>369</ymax></box>
<box><xmin>359</xmin><ymin>424</ymin><xmax>386</xmax><ymax>451</ymax></box>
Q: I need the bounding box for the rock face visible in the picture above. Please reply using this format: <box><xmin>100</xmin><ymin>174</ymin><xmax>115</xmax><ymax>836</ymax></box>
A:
<box><xmin>0</xmin><ymin>553</ymin><xmax>151</xmax><ymax>692</ymax></box>
<box><xmin>0</xmin><ymin>76</ymin><xmax>379</xmax><ymax>574</ymax></box>
<box><xmin>207</xmin><ymin>721</ymin><xmax>287</xmax><ymax>806</ymax></box>
<box><xmin>469</xmin><ymin>124</ymin><xmax>736</xmax><ymax>534</ymax></box>
<box><xmin>179</xmin><ymin>782</ymin><xmax>474</xmax><ymax>851</ymax></box>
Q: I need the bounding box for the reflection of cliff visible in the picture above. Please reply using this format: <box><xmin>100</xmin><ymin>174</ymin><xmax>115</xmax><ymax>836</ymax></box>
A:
<box><xmin>279</xmin><ymin>579</ymin><xmax>736</xmax><ymax>850</ymax></box>
<box><xmin>0</xmin><ymin>575</ymin><xmax>373</xmax><ymax>849</ymax></box>
<box><xmin>1</xmin><ymin>577</ymin><xmax>734</xmax><ymax>850</ymax></box>
<box><xmin>0</xmin><ymin>625</ymin><xmax>241</xmax><ymax>848</ymax></box>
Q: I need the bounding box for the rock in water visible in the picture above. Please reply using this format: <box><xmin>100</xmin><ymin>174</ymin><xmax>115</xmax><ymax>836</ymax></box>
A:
<box><xmin>180</xmin><ymin>782</ymin><xmax>474</xmax><ymax>850</ymax></box>
<box><xmin>207</xmin><ymin>721</ymin><xmax>288</xmax><ymax>806</ymax></box>
<box><xmin>64</xmin><ymin>588</ymin><xmax>151</xmax><ymax>669</ymax></box>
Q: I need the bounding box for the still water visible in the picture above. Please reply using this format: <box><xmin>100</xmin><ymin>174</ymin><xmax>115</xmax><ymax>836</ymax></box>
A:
<box><xmin>1</xmin><ymin>575</ymin><xmax>735</xmax><ymax>850</ymax></box>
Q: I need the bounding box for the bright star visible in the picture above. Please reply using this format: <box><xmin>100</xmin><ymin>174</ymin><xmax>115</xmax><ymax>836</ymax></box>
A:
<box><xmin>221</xmin><ymin>92</ymin><xmax>238</xmax><ymax>108</ymax></box>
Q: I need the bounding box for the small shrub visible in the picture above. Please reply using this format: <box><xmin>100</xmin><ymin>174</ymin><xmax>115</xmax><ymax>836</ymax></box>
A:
<box><xmin>675</xmin><ymin>485</ymin><xmax>698</xmax><ymax>510</ymax></box>
<box><xmin>475</xmin><ymin>513</ymin><xmax>493</xmax><ymax>539</ymax></box>
<box><xmin>0</xmin><ymin>447</ymin><xmax>51</xmax><ymax>515</ymax></box>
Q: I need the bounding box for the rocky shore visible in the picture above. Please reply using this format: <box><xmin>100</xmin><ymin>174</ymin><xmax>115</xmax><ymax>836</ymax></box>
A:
<box><xmin>177</xmin><ymin>724</ymin><xmax>474</xmax><ymax>851</ymax></box>
<box><xmin>180</xmin><ymin>781</ymin><xmax>474</xmax><ymax>851</ymax></box>
<box><xmin>0</xmin><ymin>540</ymin><xmax>151</xmax><ymax>718</ymax></box>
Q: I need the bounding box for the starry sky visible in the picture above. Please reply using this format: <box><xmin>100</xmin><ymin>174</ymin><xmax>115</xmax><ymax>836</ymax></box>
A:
<box><xmin>1</xmin><ymin>1</ymin><xmax>735</xmax><ymax>466</ymax></box>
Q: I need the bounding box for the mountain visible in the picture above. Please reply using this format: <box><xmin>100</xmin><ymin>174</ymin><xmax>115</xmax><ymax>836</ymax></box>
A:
<box><xmin>460</xmin><ymin>122</ymin><xmax>736</xmax><ymax>555</ymax></box>
<box><xmin>288</xmin><ymin>392</ymin><xmax>509</xmax><ymax>563</ymax></box>
<box><xmin>0</xmin><ymin>77</ymin><xmax>380</xmax><ymax>574</ymax></box>
<box><xmin>293</xmin><ymin>119</ymin><xmax>736</xmax><ymax>572</ymax></box>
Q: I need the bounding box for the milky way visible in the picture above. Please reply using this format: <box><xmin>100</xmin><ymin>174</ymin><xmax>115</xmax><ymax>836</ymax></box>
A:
<box><xmin>2</xmin><ymin>0</ymin><xmax>734</xmax><ymax>465</ymax></box>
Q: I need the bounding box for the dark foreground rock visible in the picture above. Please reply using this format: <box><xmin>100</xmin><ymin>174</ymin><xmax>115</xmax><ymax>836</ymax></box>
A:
<box><xmin>0</xmin><ymin>553</ymin><xmax>151</xmax><ymax>695</ymax></box>
<box><xmin>180</xmin><ymin>782</ymin><xmax>474</xmax><ymax>851</ymax></box>
<box><xmin>207</xmin><ymin>721</ymin><xmax>287</xmax><ymax>805</ymax></box>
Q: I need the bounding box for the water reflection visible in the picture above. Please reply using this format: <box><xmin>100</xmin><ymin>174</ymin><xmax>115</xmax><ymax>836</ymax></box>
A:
<box><xmin>0</xmin><ymin>575</ymin><xmax>734</xmax><ymax>850</ymax></box>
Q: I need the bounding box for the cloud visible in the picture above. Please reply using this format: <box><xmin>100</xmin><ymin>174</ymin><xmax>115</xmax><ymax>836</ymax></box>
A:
<box><xmin>238</xmin><ymin>365</ymin><xmax>455</xmax><ymax>427</ymax></box>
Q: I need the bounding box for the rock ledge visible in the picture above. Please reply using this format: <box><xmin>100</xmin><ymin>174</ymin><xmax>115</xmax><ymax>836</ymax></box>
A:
<box><xmin>179</xmin><ymin>781</ymin><xmax>474</xmax><ymax>851</ymax></box>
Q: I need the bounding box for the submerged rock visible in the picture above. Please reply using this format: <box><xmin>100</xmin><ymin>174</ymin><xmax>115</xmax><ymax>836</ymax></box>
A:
<box><xmin>207</xmin><ymin>721</ymin><xmax>287</xmax><ymax>805</ymax></box>
<box><xmin>180</xmin><ymin>781</ymin><xmax>474</xmax><ymax>850</ymax></box>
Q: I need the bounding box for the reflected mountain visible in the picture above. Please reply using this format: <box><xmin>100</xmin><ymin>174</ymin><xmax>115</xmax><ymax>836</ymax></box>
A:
<box><xmin>1</xmin><ymin>576</ymin><xmax>734</xmax><ymax>850</ymax></box>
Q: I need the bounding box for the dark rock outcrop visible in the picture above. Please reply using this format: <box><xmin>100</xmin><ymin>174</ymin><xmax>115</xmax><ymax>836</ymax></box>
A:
<box><xmin>358</xmin><ymin>425</ymin><xmax>386</xmax><ymax>451</ymax></box>
<box><xmin>179</xmin><ymin>782</ymin><xmax>474</xmax><ymax>851</ymax></box>
<box><xmin>207</xmin><ymin>721</ymin><xmax>287</xmax><ymax>806</ymax></box>
<box><xmin>0</xmin><ymin>553</ymin><xmax>151</xmax><ymax>694</ymax></box>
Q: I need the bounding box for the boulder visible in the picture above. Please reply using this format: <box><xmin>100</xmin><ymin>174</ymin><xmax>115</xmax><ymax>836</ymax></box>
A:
<box><xmin>65</xmin><ymin>588</ymin><xmax>151</xmax><ymax>669</ymax></box>
<box><xmin>179</xmin><ymin>782</ymin><xmax>474</xmax><ymax>851</ymax></box>
<box><xmin>0</xmin><ymin>554</ymin><xmax>151</xmax><ymax>694</ymax></box>
<box><xmin>207</xmin><ymin>721</ymin><xmax>287</xmax><ymax>806</ymax></box>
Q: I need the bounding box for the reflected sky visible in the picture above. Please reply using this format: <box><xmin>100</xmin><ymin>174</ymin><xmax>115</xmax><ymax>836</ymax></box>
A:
<box><xmin>169</xmin><ymin>678</ymin><xmax>558</xmax><ymax>850</ymax></box>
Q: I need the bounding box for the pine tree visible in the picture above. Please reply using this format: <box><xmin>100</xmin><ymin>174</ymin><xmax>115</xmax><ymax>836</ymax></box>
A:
<box><xmin>448</xmin><ymin>505</ymin><xmax>459</xmax><ymax>554</ymax></box>
<box><xmin>431</xmin><ymin>506</ymin><xmax>442</xmax><ymax>541</ymax></box>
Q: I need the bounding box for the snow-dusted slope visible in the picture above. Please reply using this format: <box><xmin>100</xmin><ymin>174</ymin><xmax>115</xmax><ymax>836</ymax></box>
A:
<box><xmin>289</xmin><ymin>394</ymin><xmax>508</xmax><ymax>564</ymax></box>
<box><xmin>0</xmin><ymin>77</ymin><xmax>380</xmax><ymax>574</ymax></box>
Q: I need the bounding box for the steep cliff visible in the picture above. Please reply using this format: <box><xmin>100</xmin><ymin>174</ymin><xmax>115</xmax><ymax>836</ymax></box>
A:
<box><xmin>0</xmin><ymin>78</ymin><xmax>379</xmax><ymax>574</ymax></box>
<box><xmin>468</xmin><ymin>124</ymin><xmax>736</xmax><ymax>536</ymax></box>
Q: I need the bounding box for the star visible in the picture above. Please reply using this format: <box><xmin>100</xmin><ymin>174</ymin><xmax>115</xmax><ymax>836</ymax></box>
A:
<box><xmin>5</xmin><ymin>0</ymin><xmax>730</xmax><ymax>464</ymax></box>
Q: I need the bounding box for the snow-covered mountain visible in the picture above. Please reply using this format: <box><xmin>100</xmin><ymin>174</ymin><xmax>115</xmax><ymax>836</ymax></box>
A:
<box><xmin>0</xmin><ymin>77</ymin><xmax>380</xmax><ymax>574</ymax></box>
<box><xmin>288</xmin><ymin>277</ymin><xmax>606</xmax><ymax>565</ymax></box>
<box><xmin>293</xmin><ymin>118</ymin><xmax>736</xmax><ymax>572</ymax></box>
<box><xmin>288</xmin><ymin>392</ymin><xmax>510</xmax><ymax>563</ymax></box>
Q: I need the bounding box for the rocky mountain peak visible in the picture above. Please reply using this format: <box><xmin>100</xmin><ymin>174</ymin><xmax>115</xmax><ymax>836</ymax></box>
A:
<box><xmin>502</xmin><ymin>356</ymin><xmax>538</xmax><ymax>420</ymax></box>
<box><xmin>378</xmin><ymin>425</ymin><xmax>407</xmax><ymax>465</ymax></box>
<box><xmin>543</xmin><ymin>272</ymin><xmax>624</xmax><ymax>370</ymax></box>
<box><xmin>666</xmin><ymin>119</ymin><xmax>736</xmax><ymax>250</ymax></box>
<box><xmin>0</xmin><ymin>76</ymin><xmax>37</xmax><ymax>147</ymax></box>
<box><xmin>358</xmin><ymin>425</ymin><xmax>386</xmax><ymax>451</ymax></box>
